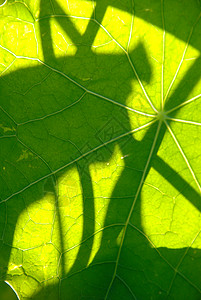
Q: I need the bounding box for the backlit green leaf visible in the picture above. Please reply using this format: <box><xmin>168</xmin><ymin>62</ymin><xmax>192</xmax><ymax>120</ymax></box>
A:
<box><xmin>0</xmin><ymin>0</ymin><xmax>201</xmax><ymax>299</ymax></box>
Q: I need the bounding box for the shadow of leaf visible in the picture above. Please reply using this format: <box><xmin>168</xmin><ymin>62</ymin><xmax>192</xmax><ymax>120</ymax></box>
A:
<box><xmin>0</xmin><ymin>0</ymin><xmax>201</xmax><ymax>299</ymax></box>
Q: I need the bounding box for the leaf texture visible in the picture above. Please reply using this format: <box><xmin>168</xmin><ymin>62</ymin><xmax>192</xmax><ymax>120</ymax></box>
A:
<box><xmin>0</xmin><ymin>0</ymin><xmax>201</xmax><ymax>299</ymax></box>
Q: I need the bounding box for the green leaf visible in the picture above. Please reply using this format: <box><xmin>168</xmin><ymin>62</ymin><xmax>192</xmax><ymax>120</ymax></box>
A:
<box><xmin>0</xmin><ymin>0</ymin><xmax>201</xmax><ymax>299</ymax></box>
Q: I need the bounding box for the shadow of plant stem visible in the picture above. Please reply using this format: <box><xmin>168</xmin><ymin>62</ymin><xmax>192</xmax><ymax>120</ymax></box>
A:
<box><xmin>94</xmin><ymin>0</ymin><xmax>201</xmax><ymax>52</ymax></box>
<box><xmin>84</xmin><ymin>55</ymin><xmax>201</xmax><ymax>298</ymax></box>
<box><xmin>0</xmin><ymin>0</ymin><xmax>201</xmax><ymax>299</ymax></box>
<box><xmin>41</xmin><ymin>0</ymin><xmax>155</xmax><ymax>283</ymax></box>
<box><xmin>0</xmin><ymin>0</ymin><xmax>152</xmax><ymax>285</ymax></box>
<box><xmin>40</xmin><ymin>0</ymin><xmax>201</xmax><ymax>53</ymax></box>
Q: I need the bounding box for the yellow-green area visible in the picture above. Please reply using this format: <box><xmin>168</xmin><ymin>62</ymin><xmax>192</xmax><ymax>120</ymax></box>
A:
<box><xmin>0</xmin><ymin>0</ymin><xmax>201</xmax><ymax>299</ymax></box>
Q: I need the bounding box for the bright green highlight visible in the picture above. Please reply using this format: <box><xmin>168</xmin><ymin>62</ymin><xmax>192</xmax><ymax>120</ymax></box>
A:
<box><xmin>0</xmin><ymin>0</ymin><xmax>201</xmax><ymax>299</ymax></box>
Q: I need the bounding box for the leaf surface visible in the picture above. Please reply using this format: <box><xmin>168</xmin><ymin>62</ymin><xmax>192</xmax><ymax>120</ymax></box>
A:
<box><xmin>0</xmin><ymin>0</ymin><xmax>201</xmax><ymax>299</ymax></box>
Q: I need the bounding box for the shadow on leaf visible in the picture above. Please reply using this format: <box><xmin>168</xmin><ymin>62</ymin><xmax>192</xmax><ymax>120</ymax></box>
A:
<box><xmin>0</xmin><ymin>0</ymin><xmax>201</xmax><ymax>299</ymax></box>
